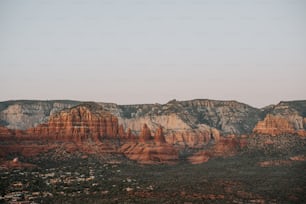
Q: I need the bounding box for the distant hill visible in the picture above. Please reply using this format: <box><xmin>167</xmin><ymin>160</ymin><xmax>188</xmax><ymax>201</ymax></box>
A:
<box><xmin>0</xmin><ymin>99</ymin><xmax>305</xmax><ymax>136</ymax></box>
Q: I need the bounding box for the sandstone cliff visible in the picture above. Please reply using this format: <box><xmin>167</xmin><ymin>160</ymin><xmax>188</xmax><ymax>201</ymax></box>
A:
<box><xmin>26</xmin><ymin>103</ymin><xmax>119</xmax><ymax>142</ymax></box>
<box><xmin>165</xmin><ymin>125</ymin><xmax>220</xmax><ymax>148</ymax></box>
<box><xmin>253</xmin><ymin>101</ymin><xmax>306</xmax><ymax>136</ymax></box>
<box><xmin>154</xmin><ymin>125</ymin><xmax>167</xmax><ymax>144</ymax></box>
<box><xmin>139</xmin><ymin>124</ymin><xmax>152</xmax><ymax>143</ymax></box>
<box><xmin>120</xmin><ymin>125</ymin><xmax>178</xmax><ymax>164</ymax></box>
<box><xmin>1</xmin><ymin>99</ymin><xmax>306</xmax><ymax>141</ymax></box>
<box><xmin>253</xmin><ymin>114</ymin><xmax>295</xmax><ymax>136</ymax></box>
<box><xmin>0</xmin><ymin>126</ymin><xmax>14</xmax><ymax>137</ymax></box>
<box><xmin>188</xmin><ymin>136</ymin><xmax>243</xmax><ymax>164</ymax></box>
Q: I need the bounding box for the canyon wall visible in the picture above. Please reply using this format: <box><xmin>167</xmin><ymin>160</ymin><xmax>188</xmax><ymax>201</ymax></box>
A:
<box><xmin>1</xmin><ymin>99</ymin><xmax>306</xmax><ymax>141</ymax></box>
<box><xmin>253</xmin><ymin>101</ymin><xmax>306</xmax><ymax>136</ymax></box>
<box><xmin>26</xmin><ymin>103</ymin><xmax>119</xmax><ymax>142</ymax></box>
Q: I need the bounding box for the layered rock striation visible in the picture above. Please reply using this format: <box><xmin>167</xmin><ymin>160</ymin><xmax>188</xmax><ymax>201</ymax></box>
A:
<box><xmin>253</xmin><ymin>114</ymin><xmax>295</xmax><ymax>136</ymax></box>
<box><xmin>188</xmin><ymin>136</ymin><xmax>243</xmax><ymax>164</ymax></box>
<box><xmin>253</xmin><ymin>114</ymin><xmax>306</xmax><ymax>137</ymax></box>
<box><xmin>0</xmin><ymin>126</ymin><xmax>14</xmax><ymax>136</ymax></box>
<box><xmin>120</xmin><ymin>124</ymin><xmax>178</xmax><ymax>164</ymax></box>
<box><xmin>26</xmin><ymin>103</ymin><xmax>120</xmax><ymax>142</ymax></box>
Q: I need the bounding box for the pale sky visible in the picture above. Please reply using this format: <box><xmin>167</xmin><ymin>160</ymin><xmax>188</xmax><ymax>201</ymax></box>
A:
<box><xmin>0</xmin><ymin>0</ymin><xmax>305</xmax><ymax>108</ymax></box>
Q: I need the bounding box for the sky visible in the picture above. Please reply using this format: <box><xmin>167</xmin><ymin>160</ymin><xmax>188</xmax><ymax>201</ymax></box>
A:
<box><xmin>0</xmin><ymin>0</ymin><xmax>305</xmax><ymax>108</ymax></box>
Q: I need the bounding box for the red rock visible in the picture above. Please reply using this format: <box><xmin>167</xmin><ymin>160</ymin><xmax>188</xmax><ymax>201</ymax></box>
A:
<box><xmin>258</xmin><ymin>160</ymin><xmax>292</xmax><ymax>167</ymax></box>
<box><xmin>296</xmin><ymin>129</ymin><xmax>306</xmax><ymax>137</ymax></box>
<box><xmin>120</xmin><ymin>142</ymin><xmax>178</xmax><ymax>164</ymax></box>
<box><xmin>211</xmin><ymin>128</ymin><xmax>220</xmax><ymax>142</ymax></box>
<box><xmin>188</xmin><ymin>151</ymin><xmax>211</xmax><ymax>164</ymax></box>
<box><xmin>213</xmin><ymin>137</ymin><xmax>239</xmax><ymax>156</ymax></box>
<box><xmin>154</xmin><ymin>126</ymin><xmax>166</xmax><ymax>144</ymax></box>
<box><xmin>290</xmin><ymin>155</ymin><xmax>306</xmax><ymax>161</ymax></box>
<box><xmin>253</xmin><ymin>114</ymin><xmax>295</xmax><ymax>136</ymax></box>
<box><xmin>118</xmin><ymin>124</ymin><xmax>126</xmax><ymax>138</ymax></box>
<box><xmin>139</xmin><ymin>124</ymin><xmax>152</xmax><ymax>143</ymax></box>
<box><xmin>120</xmin><ymin>126</ymin><xmax>178</xmax><ymax>164</ymax></box>
<box><xmin>126</xmin><ymin>128</ymin><xmax>134</xmax><ymax>140</ymax></box>
<box><xmin>0</xmin><ymin>126</ymin><xmax>14</xmax><ymax>137</ymax></box>
<box><xmin>188</xmin><ymin>137</ymin><xmax>240</xmax><ymax>164</ymax></box>
<box><xmin>165</xmin><ymin>127</ymin><xmax>221</xmax><ymax>148</ymax></box>
<box><xmin>26</xmin><ymin>104</ymin><xmax>119</xmax><ymax>142</ymax></box>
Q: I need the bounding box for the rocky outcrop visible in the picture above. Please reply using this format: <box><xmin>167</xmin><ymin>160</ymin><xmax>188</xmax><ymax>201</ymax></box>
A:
<box><xmin>1</xmin><ymin>99</ymin><xmax>306</xmax><ymax>142</ymax></box>
<box><xmin>154</xmin><ymin>126</ymin><xmax>166</xmax><ymax>144</ymax></box>
<box><xmin>115</xmin><ymin>99</ymin><xmax>262</xmax><ymax>136</ymax></box>
<box><xmin>0</xmin><ymin>100</ymin><xmax>80</xmax><ymax>130</ymax></box>
<box><xmin>253</xmin><ymin>114</ymin><xmax>295</xmax><ymax>136</ymax></box>
<box><xmin>3</xmin><ymin>99</ymin><xmax>304</xmax><ymax>136</ymax></box>
<box><xmin>126</xmin><ymin>128</ymin><xmax>134</xmax><ymax>140</ymax></box>
<box><xmin>253</xmin><ymin>114</ymin><xmax>306</xmax><ymax>136</ymax></box>
<box><xmin>120</xmin><ymin>125</ymin><xmax>178</xmax><ymax>164</ymax></box>
<box><xmin>139</xmin><ymin>124</ymin><xmax>152</xmax><ymax>143</ymax></box>
<box><xmin>120</xmin><ymin>143</ymin><xmax>178</xmax><ymax>164</ymax></box>
<box><xmin>0</xmin><ymin>126</ymin><xmax>14</xmax><ymax>136</ymax></box>
<box><xmin>26</xmin><ymin>103</ymin><xmax>119</xmax><ymax>142</ymax></box>
<box><xmin>118</xmin><ymin>124</ymin><xmax>126</xmax><ymax>138</ymax></box>
<box><xmin>188</xmin><ymin>136</ymin><xmax>241</xmax><ymax>164</ymax></box>
<box><xmin>166</xmin><ymin>125</ymin><xmax>221</xmax><ymax>148</ymax></box>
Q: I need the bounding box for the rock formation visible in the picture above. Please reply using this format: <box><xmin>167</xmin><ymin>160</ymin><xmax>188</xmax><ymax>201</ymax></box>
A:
<box><xmin>26</xmin><ymin>103</ymin><xmax>119</xmax><ymax>142</ymax></box>
<box><xmin>126</xmin><ymin>128</ymin><xmax>134</xmax><ymax>140</ymax></box>
<box><xmin>253</xmin><ymin>114</ymin><xmax>294</xmax><ymax>136</ymax></box>
<box><xmin>166</xmin><ymin>125</ymin><xmax>221</xmax><ymax>148</ymax></box>
<box><xmin>120</xmin><ymin>126</ymin><xmax>178</xmax><ymax>164</ymax></box>
<box><xmin>253</xmin><ymin>114</ymin><xmax>296</xmax><ymax>136</ymax></box>
<box><xmin>2</xmin><ymin>99</ymin><xmax>306</xmax><ymax>138</ymax></box>
<box><xmin>139</xmin><ymin>124</ymin><xmax>152</xmax><ymax>143</ymax></box>
<box><xmin>120</xmin><ymin>143</ymin><xmax>178</xmax><ymax>164</ymax></box>
<box><xmin>1</xmin><ymin>99</ymin><xmax>263</xmax><ymax>135</ymax></box>
<box><xmin>1</xmin><ymin>99</ymin><xmax>306</xmax><ymax>164</ymax></box>
<box><xmin>154</xmin><ymin>126</ymin><xmax>166</xmax><ymax>144</ymax></box>
<box><xmin>0</xmin><ymin>126</ymin><xmax>13</xmax><ymax>136</ymax></box>
<box><xmin>118</xmin><ymin>124</ymin><xmax>126</xmax><ymax>138</ymax></box>
<box><xmin>0</xmin><ymin>100</ymin><xmax>80</xmax><ymax>130</ymax></box>
<box><xmin>188</xmin><ymin>136</ymin><xmax>241</xmax><ymax>164</ymax></box>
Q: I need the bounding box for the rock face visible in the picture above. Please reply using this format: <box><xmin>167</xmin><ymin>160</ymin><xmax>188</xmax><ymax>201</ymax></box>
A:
<box><xmin>1</xmin><ymin>99</ymin><xmax>306</xmax><ymax>144</ymax></box>
<box><xmin>166</xmin><ymin>125</ymin><xmax>220</xmax><ymax>148</ymax></box>
<box><xmin>253</xmin><ymin>101</ymin><xmax>306</xmax><ymax>136</ymax></box>
<box><xmin>1</xmin><ymin>99</ymin><xmax>262</xmax><ymax>135</ymax></box>
<box><xmin>0</xmin><ymin>126</ymin><xmax>13</xmax><ymax>136</ymax></box>
<box><xmin>253</xmin><ymin>114</ymin><xmax>295</xmax><ymax>136</ymax></box>
<box><xmin>118</xmin><ymin>124</ymin><xmax>126</xmax><ymax>138</ymax></box>
<box><xmin>114</xmin><ymin>99</ymin><xmax>262</xmax><ymax>136</ymax></box>
<box><xmin>139</xmin><ymin>124</ymin><xmax>152</xmax><ymax>143</ymax></box>
<box><xmin>120</xmin><ymin>125</ymin><xmax>178</xmax><ymax>164</ymax></box>
<box><xmin>26</xmin><ymin>103</ymin><xmax>119</xmax><ymax>142</ymax></box>
<box><xmin>120</xmin><ymin>143</ymin><xmax>178</xmax><ymax>164</ymax></box>
<box><xmin>154</xmin><ymin>126</ymin><xmax>167</xmax><ymax>144</ymax></box>
<box><xmin>188</xmin><ymin>136</ymin><xmax>241</xmax><ymax>164</ymax></box>
<box><xmin>0</xmin><ymin>100</ymin><xmax>80</xmax><ymax>130</ymax></box>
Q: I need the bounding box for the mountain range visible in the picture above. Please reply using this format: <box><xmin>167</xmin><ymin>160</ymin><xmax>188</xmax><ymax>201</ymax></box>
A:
<box><xmin>1</xmin><ymin>99</ymin><xmax>305</xmax><ymax>134</ymax></box>
<box><xmin>0</xmin><ymin>99</ymin><xmax>305</xmax><ymax>164</ymax></box>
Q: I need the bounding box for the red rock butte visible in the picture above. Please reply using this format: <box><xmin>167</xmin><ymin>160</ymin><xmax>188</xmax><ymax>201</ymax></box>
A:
<box><xmin>26</xmin><ymin>103</ymin><xmax>120</xmax><ymax>142</ymax></box>
<box><xmin>253</xmin><ymin>114</ymin><xmax>306</xmax><ymax>136</ymax></box>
